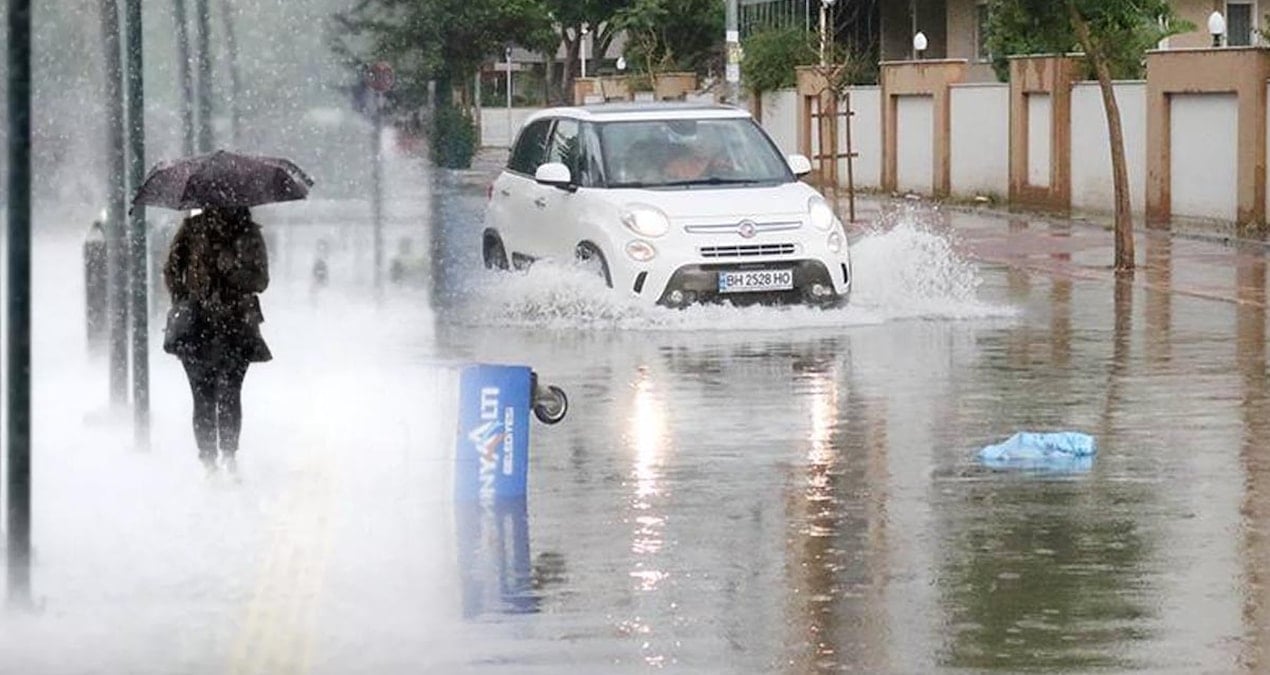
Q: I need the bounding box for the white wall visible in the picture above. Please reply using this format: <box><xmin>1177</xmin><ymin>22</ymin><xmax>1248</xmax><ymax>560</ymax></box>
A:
<box><xmin>950</xmin><ymin>84</ymin><xmax>1009</xmax><ymax>197</ymax></box>
<box><xmin>896</xmin><ymin>96</ymin><xmax>935</xmax><ymax>194</ymax></box>
<box><xmin>1170</xmin><ymin>93</ymin><xmax>1239</xmax><ymax>222</ymax></box>
<box><xmin>846</xmin><ymin>87</ymin><xmax>882</xmax><ymax>190</ymax></box>
<box><xmin>760</xmin><ymin>89</ymin><xmax>800</xmax><ymax>156</ymax></box>
<box><xmin>479</xmin><ymin>108</ymin><xmax>541</xmax><ymax>148</ymax></box>
<box><xmin>1027</xmin><ymin>94</ymin><xmax>1053</xmax><ymax>187</ymax></box>
<box><xmin>1070</xmin><ymin>82</ymin><xmax>1148</xmax><ymax>215</ymax></box>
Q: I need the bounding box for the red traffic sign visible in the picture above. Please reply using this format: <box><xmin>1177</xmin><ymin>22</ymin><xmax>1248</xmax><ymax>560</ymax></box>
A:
<box><xmin>366</xmin><ymin>61</ymin><xmax>396</xmax><ymax>93</ymax></box>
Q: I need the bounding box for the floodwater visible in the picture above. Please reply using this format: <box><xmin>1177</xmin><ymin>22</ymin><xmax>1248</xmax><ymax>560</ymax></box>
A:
<box><xmin>2</xmin><ymin>145</ymin><xmax>1269</xmax><ymax>673</ymax></box>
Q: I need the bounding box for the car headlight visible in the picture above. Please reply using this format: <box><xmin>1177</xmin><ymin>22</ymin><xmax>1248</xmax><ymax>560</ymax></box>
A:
<box><xmin>626</xmin><ymin>240</ymin><xmax>657</xmax><ymax>262</ymax></box>
<box><xmin>621</xmin><ymin>204</ymin><xmax>671</xmax><ymax>238</ymax></box>
<box><xmin>808</xmin><ymin>197</ymin><xmax>836</xmax><ymax>231</ymax></box>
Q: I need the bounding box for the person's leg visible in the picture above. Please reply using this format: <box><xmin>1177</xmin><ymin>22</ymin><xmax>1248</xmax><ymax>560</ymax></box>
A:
<box><xmin>181</xmin><ymin>358</ymin><xmax>219</xmax><ymax>465</ymax></box>
<box><xmin>214</xmin><ymin>360</ymin><xmax>250</xmax><ymax>458</ymax></box>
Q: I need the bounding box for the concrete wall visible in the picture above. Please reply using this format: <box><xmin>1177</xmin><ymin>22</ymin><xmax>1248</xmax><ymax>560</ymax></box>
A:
<box><xmin>847</xmin><ymin>87</ymin><xmax>883</xmax><ymax>189</ymax></box>
<box><xmin>479</xmin><ymin>108</ymin><xmax>540</xmax><ymax>149</ymax></box>
<box><xmin>761</xmin><ymin>90</ymin><xmax>800</xmax><ymax>156</ymax></box>
<box><xmin>1171</xmin><ymin>93</ymin><xmax>1239</xmax><ymax>221</ymax></box>
<box><xmin>1027</xmin><ymin>94</ymin><xmax>1053</xmax><ymax>187</ymax></box>
<box><xmin>1070</xmin><ymin>82</ymin><xmax>1148</xmax><ymax>216</ymax></box>
<box><xmin>949</xmin><ymin>83</ymin><xmax>1008</xmax><ymax>197</ymax></box>
<box><xmin>896</xmin><ymin>96</ymin><xmax>936</xmax><ymax>194</ymax></box>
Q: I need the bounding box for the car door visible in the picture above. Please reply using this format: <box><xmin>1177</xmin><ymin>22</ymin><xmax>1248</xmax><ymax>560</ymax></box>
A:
<box><xmin>533</xmin><ymin>117</ymin><xmax>586</xmax><ymax>262</ymax></box>
<box><xmin>495</xmin><ymin>118</ymin><xmax>552</xmax><ymax>265</ymax></box>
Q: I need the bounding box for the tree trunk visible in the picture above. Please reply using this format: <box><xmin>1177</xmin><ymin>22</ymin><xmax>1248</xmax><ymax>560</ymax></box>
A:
<box><xmin>171</xmin><ymin>0</ymin><xmax>194</xmax><ymax>156</ymax></box>
<box><xmin>1070</xmin><ymin>4</ymin><xmax>1134</xmax><ymax>271</ymax></box>
<box><xmin>561</xmin><ymin>31</ymin><xmax>580</xmax><ymax>105</ymax></box>
<box><xmin>219</xmin><ymin>0</ymin><xmax>242</xmax><ymax>147</ymax></box>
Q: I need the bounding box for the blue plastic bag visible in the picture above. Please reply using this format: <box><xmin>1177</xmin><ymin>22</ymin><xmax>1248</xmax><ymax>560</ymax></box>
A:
<box><xmin>977</xmin><ymin>432</ymin><xmax>1097</xmax><ymax>472</ymax></box>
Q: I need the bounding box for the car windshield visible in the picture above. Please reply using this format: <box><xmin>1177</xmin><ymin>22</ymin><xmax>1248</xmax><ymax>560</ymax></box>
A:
<box><xmin>597</xmin><ymin>117</ymin><xmax>793</xmax><ymax>188</ymax></box>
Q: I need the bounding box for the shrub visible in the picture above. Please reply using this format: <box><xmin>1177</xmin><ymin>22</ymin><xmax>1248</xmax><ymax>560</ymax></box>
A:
<box><xmin>431</xmin><ymin>104</ymin><xmax>477</xmax><ymax>169</ymax></box>
<box><xmin>742</xmin><ymin>26</ymin><xmax>817</xmax><ymax>95</ymax></box>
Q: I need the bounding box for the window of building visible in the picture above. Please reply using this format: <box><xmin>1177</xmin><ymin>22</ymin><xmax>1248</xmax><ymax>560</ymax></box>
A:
<box><xmin>1227</xmin><ymin>1</ymin><xmax>1254</xmax><ymax>47</ymax></box>
<box><xmin>976</xmin><ymin>3</ymin><xmax>991</xmax><ymax>62</ymax></box>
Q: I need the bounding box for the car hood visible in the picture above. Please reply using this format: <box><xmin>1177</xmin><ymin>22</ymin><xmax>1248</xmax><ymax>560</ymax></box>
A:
<box><xmin>607</xmin><ymin>182</ymin><xmax>815</xmax><ymax>219</ymax></box>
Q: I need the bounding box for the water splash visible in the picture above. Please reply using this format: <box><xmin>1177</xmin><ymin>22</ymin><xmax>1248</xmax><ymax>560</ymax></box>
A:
<box><xmin>445</xmin><ymin>212</ymin><xmax>1015</xmax><ymax>332</ymax></box>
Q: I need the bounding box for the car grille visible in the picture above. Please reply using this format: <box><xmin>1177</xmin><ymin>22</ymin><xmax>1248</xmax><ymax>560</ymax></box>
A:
<box><xmin>700</xmin><ymin>243</ymin><xmax>797</xmax><ymax>258</ymax></box>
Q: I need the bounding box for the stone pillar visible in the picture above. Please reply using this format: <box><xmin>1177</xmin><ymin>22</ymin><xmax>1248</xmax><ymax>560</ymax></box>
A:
<box><xmin>1009</xmin><ymin>55</ymin><xmax>1079</xmax><ymax>213</ymax></box>
<box><xmin>879</xmin><ymin>59</ymin><xmax>968</xmax><ymax>197</ymax></box>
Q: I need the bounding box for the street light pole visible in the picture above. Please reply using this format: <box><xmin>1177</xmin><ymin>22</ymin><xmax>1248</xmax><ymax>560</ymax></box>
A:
<box><xmin>194</xmin><ymin>0</ymin><xmax>212</xmax><ymax>152</ymax></box>
<box><xmin>7</xmin><ymin>0</ymin><xmax>34</xmax><ymax>607</ymax></box>
<box><xmin>726</xmin><ymin>0</ymin><xmax>740</xmax><ymax>105</ymax></box>
<box><xmin>125</xmin><ymin>0</ymin><xmax>150</xmax><ymax>447</ymax></box>
<box><xmin>102</xmin><ymin>0</ymin><xmax>130</xmax><ymax>408</ymax></box>
<box><xmin>506</xmin><ymin>46</ymin><xmax>514</xmax><ymax>145</ymax></box>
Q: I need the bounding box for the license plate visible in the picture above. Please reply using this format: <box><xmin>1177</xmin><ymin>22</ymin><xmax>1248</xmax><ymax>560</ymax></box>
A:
<box><xmin>717</xmin><ymin>269</ymin><xmax>794</xmax><ymax>293</ymax></box>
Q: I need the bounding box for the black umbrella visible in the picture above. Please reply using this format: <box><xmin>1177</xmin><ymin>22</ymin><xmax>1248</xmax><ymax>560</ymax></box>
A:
<box><xmin>131</xmin><ymin>149</ymin><xmax>315</xmax><ymax>211</ymax></box>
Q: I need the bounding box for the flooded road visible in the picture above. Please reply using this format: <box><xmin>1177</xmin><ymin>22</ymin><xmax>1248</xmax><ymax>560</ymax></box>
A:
<box><xmin>429</xmin><ymin>164</ymin><xmax>1270</xmax><ymax>672</ymax></box>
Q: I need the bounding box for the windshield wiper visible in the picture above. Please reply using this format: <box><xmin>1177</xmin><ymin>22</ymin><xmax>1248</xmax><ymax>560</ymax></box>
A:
<box><xmin>658</xmin><ymin>177</ymin><xmax>769</xmax><ymax>188</ymax></box>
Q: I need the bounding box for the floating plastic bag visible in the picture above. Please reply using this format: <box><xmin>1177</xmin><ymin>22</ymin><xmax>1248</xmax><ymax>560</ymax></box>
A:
<box><xmin>977</xmin><ymin>432</ymin><xmax>1097</xmax><ymax>472</ymax></box>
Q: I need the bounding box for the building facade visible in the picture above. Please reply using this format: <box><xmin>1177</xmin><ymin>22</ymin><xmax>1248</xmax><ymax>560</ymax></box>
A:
<box><xmin>882</xmin><ymin>0</ymin><xmax>1270</xmax><ymax>83</ymax></box>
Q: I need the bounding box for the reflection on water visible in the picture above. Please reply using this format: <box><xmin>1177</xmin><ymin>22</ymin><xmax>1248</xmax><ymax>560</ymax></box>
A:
<box><xmin>1237</xmin><ymin>251</ymin><xmax>1269</xmax><ymax>671</ymax></box>
<box><xmin>434</xmin><ymin>216</ymin><xmax>1270</xmax><ymax>671</ymax></box>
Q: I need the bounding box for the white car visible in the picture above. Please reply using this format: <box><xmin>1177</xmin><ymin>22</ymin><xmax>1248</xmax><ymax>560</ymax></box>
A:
<box><xmin>482</xmin><ymin>103</ymin><xmax>851</xmax><ymax>308</ymax></box>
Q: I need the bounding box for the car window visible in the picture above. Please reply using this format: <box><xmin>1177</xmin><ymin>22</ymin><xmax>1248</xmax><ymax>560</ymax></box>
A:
<box><xmin>545</xmin><ymin>119</ymin><xmax>582</xmax><ymax>184</ymax></box>
<box><xmin>508</xmin><ymin>120</ymin><xmax>552</xmax><ymax>175</ymax></box>
<box><xmin>597</xmin><ymin>118</ymin><xmax>793</xmax><ymax>188</ymax></box>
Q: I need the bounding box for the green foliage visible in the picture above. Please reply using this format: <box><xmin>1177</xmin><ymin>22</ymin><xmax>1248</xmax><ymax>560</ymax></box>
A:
<box><xmin>614</xmin><ymin>0</ymin><xmax>724</xmax><ymax>76</ymax></box>
<box><xmin>430</xmin><ymin>105</ymin><xmax>477</xmax><ymax>169</ymax></box>
<box><xmin>741</xmin><ymin>27</ymin><xmax>817</xmax><ymax>95</ymax></box>
<box><xmin>985</xmin><ymin>0</ymin><xmax>1191</xmax><ymax>81</ymax></box>
<box><xmin>331</xmin><ymin>0</ymin><xmax>557</xmax><ymax>110</ymax></box>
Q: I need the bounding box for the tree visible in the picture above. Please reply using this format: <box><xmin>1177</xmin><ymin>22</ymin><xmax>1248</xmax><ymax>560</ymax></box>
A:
<box><xmin>542</xmin><ymin>0</ymin><xmax>632</xmax><ymax>104</ymax></box>
<box><xmin>986</xmin><ymin>0</ymin><xmax>1189</xmax><ymax>272</ymax></box>
<box><xmin>332</xmin><ymin>0</ymin><xmax>557</xmax><ymax>110</ymax></box>
<box><xmin>614</xmin><ymin>0</ymin><xmax>724</xmax><ymax>80</ymax></box>
<box><xmin>741</xmin><ymin>27</ymin><xmax>817</xmax><ymax>98</ymax></box>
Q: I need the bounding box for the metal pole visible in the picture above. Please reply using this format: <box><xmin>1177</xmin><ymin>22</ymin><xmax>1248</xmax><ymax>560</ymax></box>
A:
<box><xmin>102</xmin><ymin>0</ymin><xmax>130</xmax><ymax>408</ymax></box>
<box><xmin>194</xmin><ymin>0</ymin><xmax>213</xmax><ymax>151</ymax></box>
<box><xmin>220</xmin><ymin>0</ymin><xmax>242</xmax><ymax>147</ymax></box>
<box><xmin>725</xmin><ymin>0</ymin><xmax>740</xmax><ymax>105</ymax></box>
<box><xmin>372</xmin><ymin>92</ymin><xmax>384</xmax><ymax>292</ymax></box>
<box><xmin>819</xmin><ymin>2</ymin><xmax>828</xmax><ymax>65</ymax></box>
<box><xmin>581</xmin><ymin>28</ymin><xmax>588</xmax><ymax>79</ymax></box>
<box><xmin>506</xmin><ymin>48</ymin><xmax>513</xmax><ymax>145</ymax></box>
<box><xmin>910</xmin><ymin>0</ymin><xmax>918</xmax><ymax>61</ymax></box>
<box><xmin>7</xmin><ymin>0</ymin><xmax>34</xmax><ymax>607</ymax></box>
<box><xmin>172</xmin><ymin>0</ymin><xmax>195</xmax><ymax>156</ymax></box>
<box><xmin>125</xmin><ymin>0</ymin><xmax>151</xmax><ymax>447</ymax></box>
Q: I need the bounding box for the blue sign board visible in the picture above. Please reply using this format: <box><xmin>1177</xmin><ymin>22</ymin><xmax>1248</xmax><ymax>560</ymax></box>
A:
<box><xmin>455</xmin><ymin>364</ymin><xmax>534</xmax><ymax>502</ymax></box>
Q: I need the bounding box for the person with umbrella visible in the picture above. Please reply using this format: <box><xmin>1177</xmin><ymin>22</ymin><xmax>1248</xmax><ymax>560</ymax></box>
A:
<box><xmin>135</xmin><ymin>150</ymin><xmax>313</xmax><ymax>473</ymax></box>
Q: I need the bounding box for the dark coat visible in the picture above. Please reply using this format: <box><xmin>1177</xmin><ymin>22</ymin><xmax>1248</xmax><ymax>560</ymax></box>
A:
<box><xmin>163</xmin><ymin>211</ymin><xmax>272</xmax><ymax>363</ymax></box>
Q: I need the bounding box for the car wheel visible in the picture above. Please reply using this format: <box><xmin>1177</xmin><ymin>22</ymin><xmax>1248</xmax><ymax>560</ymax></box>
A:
<box><xmin>575</xmin><ymin>242</ymin><xmax>612</xmax><ymax>288</ymax></box>
<box><xmin>483</xmin><ymin>234</ymin><xmax>509</xmax><ymax>271</ymax></box>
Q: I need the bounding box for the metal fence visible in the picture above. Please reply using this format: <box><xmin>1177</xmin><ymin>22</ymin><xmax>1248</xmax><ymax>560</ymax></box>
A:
<box><xmin>739</xmin><ymin>0</ymin><xmax>812</xmax><ymax>38</ymax></box>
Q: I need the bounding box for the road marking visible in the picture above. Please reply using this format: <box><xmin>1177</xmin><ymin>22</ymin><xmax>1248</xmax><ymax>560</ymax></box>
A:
<box><xmin>227</xmin><ymin>462</ymin><xmax>337</xmax><ymax>675</ymax></box>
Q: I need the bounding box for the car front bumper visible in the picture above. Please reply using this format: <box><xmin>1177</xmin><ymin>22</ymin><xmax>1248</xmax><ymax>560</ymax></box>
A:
<box><xmin>645</xmin><ymin>258</ymin><xmax>850</xmax><ymax>308</ymax></box>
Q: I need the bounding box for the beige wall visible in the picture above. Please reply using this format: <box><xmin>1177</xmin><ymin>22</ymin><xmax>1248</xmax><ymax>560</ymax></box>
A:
<box><xmin>1162</xmin><ymin>0</ymin><xmax>1268</xmax><ymax>49</ymax></box>
<box><xmin>946</xmin><ymin>0</ymin><xmax>997</xmax><ymax>82</ymax></box>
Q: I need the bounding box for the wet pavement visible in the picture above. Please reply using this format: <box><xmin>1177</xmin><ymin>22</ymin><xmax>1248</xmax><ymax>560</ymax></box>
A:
<box><xmin>3</xmin><ymin>143</ymin><xmax>1270</xmax><ymax>673</ymax></box>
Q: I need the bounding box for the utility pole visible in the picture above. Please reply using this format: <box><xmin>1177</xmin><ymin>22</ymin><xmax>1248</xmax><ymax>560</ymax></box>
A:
<box><xmin>172</xmin><ymin>0</ymin><xmax>195</xmax><ymax>156</ymax></box>
<box><xmin>220</xmin><ymin>0</ymin><xmax>242</xmax><ymax>146</ymax></box>
<box><xmin>102</xmin><ymin>0</ymin><xmax>130</xmax><ymax>408</ymax></box>
<box><xmin>372</xmin><ymin>91</ymin><xmax>384</xmax><ymax>292</ymax></box>
<box><xmin>125</xmin><ymin>0</ymin><xmax>150</xmax><ymax>447</ymax></box>
<box><xmin>725</xmin><ymin>0</ymin><xmax>740</xmax><ymax>105</ymax></box>
<box><xmin>505</xmin><ymin>46</ymin><xmax>514</xmax><ymax>146</ymax></box>
<box><xmin>7</xmin><ymin>0</ymin><xmax>34</xmax><ymax>608</ymax></box>
<box><xmin>194</xmin><ymin>0</ymin><xmax>213</xmax><ymax>151</ymax></box>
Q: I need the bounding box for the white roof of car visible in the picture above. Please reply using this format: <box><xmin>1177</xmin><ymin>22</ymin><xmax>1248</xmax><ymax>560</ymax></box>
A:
<box><xmin>526</xmin><ymin>103</ymin><xmax>753</xmax><ymax>124</ymax></box>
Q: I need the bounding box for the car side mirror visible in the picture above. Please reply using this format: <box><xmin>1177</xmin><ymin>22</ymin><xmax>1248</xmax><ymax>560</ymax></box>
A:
<box><xmin>787</xmin><ymin>154</ymin><xmax>813</xmax><ymax>177</ymax></box>
<box><xmin>535</xmin><ymin>162</ymin><xmax>574</xmax><ymax>190</ymax></box>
